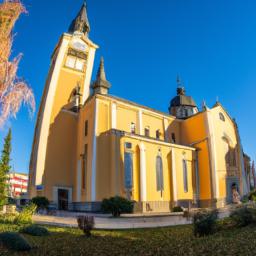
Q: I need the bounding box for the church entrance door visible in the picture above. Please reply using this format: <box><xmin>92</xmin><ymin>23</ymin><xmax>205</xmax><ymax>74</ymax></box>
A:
<box><xmin>58</xmin><ymin>189</ymin><xmax>69</xmax><ymax>210</ymax></box>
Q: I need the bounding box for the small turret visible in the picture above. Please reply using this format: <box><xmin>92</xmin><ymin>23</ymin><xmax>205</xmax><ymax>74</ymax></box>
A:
<box><xmin>91</xmin><ymin>57</ymin><xmax>111</xmax><ymax>95</ymax></box>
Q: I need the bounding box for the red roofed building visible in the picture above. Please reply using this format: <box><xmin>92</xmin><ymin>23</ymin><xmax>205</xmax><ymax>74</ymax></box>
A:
<box><xmin>7</xmin><ymin>172</ymin><xmax>28</xmax><ymax>198</ymax></box>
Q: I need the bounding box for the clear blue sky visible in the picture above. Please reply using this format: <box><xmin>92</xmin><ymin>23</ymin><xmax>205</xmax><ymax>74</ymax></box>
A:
<box><xmin>0</xmin><ymin>0</ymin><xmax>255</xmax><ymax>173</ymax></box>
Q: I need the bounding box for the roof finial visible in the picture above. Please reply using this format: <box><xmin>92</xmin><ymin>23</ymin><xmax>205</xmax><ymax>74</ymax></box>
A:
<box><xmin>176</xmin><ymin>75</ymin><xmax>185</xmax><ymax>95</ymax></box>
<box><xmin>202</xmin><ymin>100</ymin><xmax>207</xmax><ymax>111</ymax></box>
<box><xmin>177</xmin><ymin>74</ymin><xmax>182</xmax><ymax>88</ymax></box>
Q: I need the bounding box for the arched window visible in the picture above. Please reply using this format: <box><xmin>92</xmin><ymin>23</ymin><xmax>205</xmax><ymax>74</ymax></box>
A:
<box><xmin>183</xmin><ymin>159</ymin><xmax>188</xmax><ymax>193</ymax></box>
<box><xmin>156</xmin><ymin>155</ymin><xmax>164</xmax><ymax>193</ymax></box>
<box><xmin>219</xmin><ymin>112</ymin><xmax>225</xmax><ymax>122</ymax></box>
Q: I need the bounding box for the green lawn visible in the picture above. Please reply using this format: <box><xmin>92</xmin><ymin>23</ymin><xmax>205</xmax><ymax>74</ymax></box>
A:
<box><xmin>1</xmin><ymin>223</ymin><xmax>256</xmax><ymax>256</ymax></box>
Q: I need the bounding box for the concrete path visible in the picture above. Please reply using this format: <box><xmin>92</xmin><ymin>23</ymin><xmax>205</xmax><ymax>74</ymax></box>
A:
<box><xmin>32</xmin><ymin>206</ymin><xmax>233</xmax><ymax>230</ymax></box>
<box><xmin>33</xmin><ymin>213</ymin><xmax>191</xmax><ymax>230</ymax></box>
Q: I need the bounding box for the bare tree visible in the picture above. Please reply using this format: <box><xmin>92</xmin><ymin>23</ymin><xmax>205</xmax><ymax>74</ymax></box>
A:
<box><xmin>0</xmin><ymin>0</ymin><xmax>35</xmax><ymax>126</ymax></box>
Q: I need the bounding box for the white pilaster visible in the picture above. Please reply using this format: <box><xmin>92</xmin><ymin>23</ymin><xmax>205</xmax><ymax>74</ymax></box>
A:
<box><xmin>76</xmin><ymin>159</ymin><xmax>82</xmax><ymax>202</ymax></box>
<box><xmin>204</xmin><ymin>111</ymin><xmax>219</xmax><ymax>199</ymax></box>
<box><xmin>111</xmin><ymin>102</ymin><xmax>117</xmax><ymax>129</ymax></box>
<box><xmin>138</xmin><ymin>109</ymin><xmax>143</xmax><ymax>135</ymax></box>
<box><xmin>163</xmin><ymin>118</ymin><xmax>169</xmax><ymax>142</ymax></box>
<box><xmin>82</xmin><ymin>46</ymin><xmax>97</xmax><ymax>103</ymax></box>
<box><xmin>91</xmin><ymin>98</ymin><xmax>98</xmax><ymax>201</ymax></box>
<box><xmin>171</xmin><ymin>148</ymin><xmax>178</xmax><ymax>202</ymax></box>
<box><xmin>34</xmin><ymin>37</ymin><xmax>70</xmax><ymax>185</ymax></box>
<box><xmin>139</xmin><ymin>143</ymin><xmax>147</xmax><ymax>202</ymax></box>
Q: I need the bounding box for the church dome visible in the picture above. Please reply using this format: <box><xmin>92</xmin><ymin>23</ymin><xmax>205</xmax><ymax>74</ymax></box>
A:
<box><xmin>169</xmin><ymin>86</ymin><xmax>198</xmax><ymax>119</ymax></box>
<box><xmin>170</xmin><ymin>87</ymin><xmax>197</xmax><ymax>108</ymax></box>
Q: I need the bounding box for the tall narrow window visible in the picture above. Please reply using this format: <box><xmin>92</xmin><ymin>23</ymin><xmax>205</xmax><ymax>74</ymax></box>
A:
<box><xmin>131</xmin><ymin>122</ymin><xmax>136</xmax><ymax>134</ymax></box>
<box><xmin>156</xmin><ymin>155</ymin><xmax>164</xmax><ymax>194</ymax></box>
<box><xmin>183</xmin><ymin>159</ymin><xmax>188</xmax><ymax>193</ymax></box>
<box><xmin>156</xmin><ymin>129</ymin><xmax>160</xmax><ymax>140</ymax></box>
<box><xmin>171</xmin><ymin>133</ymin><xmax>176</xmax><ymax>143</ymax></box>
<box><xmin>145</xmin><ymin>126</ymin><xmax>150</xmax><ymax>137</ymax></box>
<box><xmin>124</xmin><ymin>152</ymin><xmax>133</xmax><ymax>190</ymax></box>
<box><xmin>85</xmin><ymin>120</ymin><xmax>88</xmax><ymax>136</ymax></box>
<box><xmin>82</xmin><ymin>145</ymin><xmax>88</xmax><ymax>189</ymax></box>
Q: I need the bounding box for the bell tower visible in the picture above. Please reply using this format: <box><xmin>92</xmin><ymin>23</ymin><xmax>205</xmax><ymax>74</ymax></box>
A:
<box><xmin>29</xmin><ymin>2</ymin><xmax>98</xmax><ymax>196</ymax></box>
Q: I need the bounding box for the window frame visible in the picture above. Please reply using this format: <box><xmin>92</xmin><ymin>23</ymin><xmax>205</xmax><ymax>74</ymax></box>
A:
<box><xmin>84</xmin><ymin>120</ymin><xmax>88</xmax><ymax>136</ymax></box>
<box><xmin>183</xmin><ymin>159</ymin><xmax>188</xmax><ymax>193</ymax></box>
<box><xmin>219</xmin><ymin>112</ymin><xmax>225</xmax><ymax>122</ymax></box>
<box><xmin>144</xmin><ymin>126</ymin><xmax>150</xmax><ymax>137</ymax></box>
<box><xmin>130</xmin><ymin>122</ymin><xmax>136</xmax><ymax>134</ymax></box>
<box><xmin>65</xmin><ymin>55</ymin><xmax>86</xmax><ymax>72</ymax></box>
<box><xmin>156</xmin><ymin>154</ymin><xmax>164</xmax><ymax>195</ymax></box>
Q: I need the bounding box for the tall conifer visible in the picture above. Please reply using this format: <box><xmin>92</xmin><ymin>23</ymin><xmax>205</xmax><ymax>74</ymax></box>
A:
<box><xmin>0</xmin><ymin>128</ymin><xmax>11</xmax><ymax>206</ymax></box>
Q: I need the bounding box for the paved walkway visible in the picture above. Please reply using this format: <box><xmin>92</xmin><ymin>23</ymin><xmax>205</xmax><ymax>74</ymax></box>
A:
<box><xmin>33</xmin><ymin>213</ymin><xmax>191</xmax><ymax>229</ymax></box>
<box><xmin>33</xmin><ymin>206</ymin><xmax>232</xmax><ymax>230</ymax></box>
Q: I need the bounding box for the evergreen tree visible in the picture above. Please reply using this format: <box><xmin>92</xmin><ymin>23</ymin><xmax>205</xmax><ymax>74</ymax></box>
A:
<box><xmin>0</xmin><ymin>129</ymin><xmax>12</xmax><ymax>206</ymax></box>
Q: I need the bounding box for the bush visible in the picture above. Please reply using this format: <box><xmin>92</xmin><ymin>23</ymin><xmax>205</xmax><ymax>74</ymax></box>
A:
<box><xmin>20</xmin><ymin>224</ymin><xmax>49</xmax><ymax>236</ymax></box>
<box><xmin>230</xmin><ymin>206</ymin><xmax>256</xmax><ymax>227</ymax></box>
<box><xmin>172</xmin><ymin>206</ymin><xmax>183</xmax><ymax>212</ymax></box>
<box><xmin>0</xmin><ymin>232</ymin><xmax>31</xmax><ymax>251</ymax></box>
<box><xmin>101</xmin><ymin>196</ymin><xmax>133</xmax><ymax>217</ymax></box>
<box><xmin>14</xmin><ymin>203</ymin><xmax>37</xmax><ymax>224</ymax></box>
<box><xmin>31</xmin><ymin>196</ymin><xmax>49</xmax><ymax>210</ymax></box>
<box><xmin>0</xmin><ymin>213</ymin><xmax>17</xmax><ymax>224</ymax></box>
<box><xmin>248</xmin><ymin>190</ymin><xmax>256</xmax><ymax>201</ymax></box>
<box><xmin>7</xmin><ymin>197</ymin><xmax>16</xmax><ymax>205</ymax></box>
<box><xmin>193</xmin><ymin>210</ymin><xmax>218</xmax><ymax>237</ymax></box>
<box><xmin>77</xmin><ymin>216</ymin><xmax>95</xmax><ymax>237</ymax></box>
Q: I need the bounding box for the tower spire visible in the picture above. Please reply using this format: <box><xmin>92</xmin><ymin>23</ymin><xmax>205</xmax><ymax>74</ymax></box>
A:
<box><xmin>68</xmin><ymin>1</ymin><xmax>90</xmax><ymax>35</ymax></box>
<box><xmin>92</xmin><ymin>57</ymin><xmax>111</xmax><ymax>95</ymax></box>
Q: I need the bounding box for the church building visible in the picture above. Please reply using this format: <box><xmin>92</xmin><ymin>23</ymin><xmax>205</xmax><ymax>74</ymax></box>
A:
<box><xmin>28</xmin><ymin>3</ymin><xmax>249</xmax><ymax>212</ymax></box>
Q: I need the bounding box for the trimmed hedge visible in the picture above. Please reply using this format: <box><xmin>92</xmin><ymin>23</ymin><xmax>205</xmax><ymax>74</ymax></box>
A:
<box><xmin>31</xmin><ymin>196</ymin><xmax>50</xmax><ymax>210</ymax></box>
<box><xmin>0</xmin><ymin>232</ymin><xmax>31</xmax><ymax>251</ymax></box>
<box><xmin>172</xmin><ymin>206</ymin><xmax>183</xmax><ymax>212</ymax></box>
<box><xmin>101</xmin><ymin>196</ymin><xmax>133</xmax><ymax>217</ymax></box>
<box><xmin>20</xmin><ymin>224</ymin><xmax>49</xmax><ymax>236</ymax></box>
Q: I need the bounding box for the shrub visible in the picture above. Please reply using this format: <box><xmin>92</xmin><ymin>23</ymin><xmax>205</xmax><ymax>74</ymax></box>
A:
<box><xmin>230</xmin><ymin>206</ymin><xmax>256</xmax><ymax>227</ymax></box>
<box><xmin>7</xmin><ymin>197</ymin><xmax>16</xmax><ymax>205</ymax></box>
<box><xmin>0</xmin><ymin>232</ymin><xmax>31</xmax><ymax>251</ymax></box>
<box><xmin>193</xmin><ymin>210</ymin><xmax>218</xmax><ymax>237</ymax></box>
<box><xmin>172</xmin><ymin>206</ymin><xmax>183</xmax><ymax>212</ymax></box>
<box><xmin>248</xmin><ymin>190</ymin><xmax>256</xmax><ymax>201</ymax></box>
<box><xmin>0</xmin><ymin>213</ymin><xmax>17</xmax><ymax>224</ymax></box>
<box><xmin>77</xmin><ymin>216</ymin><xmax>95</xmax><ymax>237</ymax></box>
<box><xmin>31</xmin><ymin>196</ymin><xmax>49</xmax><ymax>210</ymax></box>
<box><xmin>241</xmin><ymin>196</ymin><xmax>249</xmax><ymax>203</ymax></box>
<box><xmin>14</xmin><ymin>203</ymin><xmax>37</xmax><ymax>224</ymax></box>
<box><xmin>20</xmin><ymin>224</ymin><xmax>49</xmax><ymax>236</ymax></box>
<box><xmin>101</xmin><ymin>196</ymin><xmax>133</xmax><ymax>217</ymax></box>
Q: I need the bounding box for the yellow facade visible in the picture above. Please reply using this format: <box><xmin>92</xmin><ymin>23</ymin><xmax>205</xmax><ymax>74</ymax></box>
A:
<box><xmin>28</xmin><ymin>3</ymin><xmax>249</xmax><ymax>212</ymax></box>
